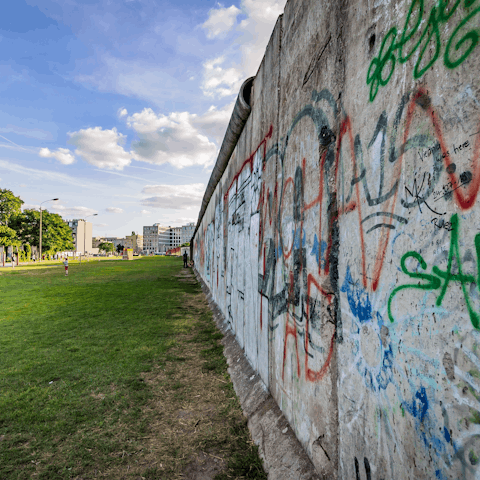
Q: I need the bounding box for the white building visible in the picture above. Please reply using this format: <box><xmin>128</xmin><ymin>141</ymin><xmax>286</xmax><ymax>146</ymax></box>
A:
<box><xmin>180</xmin><ymin>222</ymin><xmax>195</xmax><ymax>244</ymax></box>
<box><xmin>143</xmin><ymin>224</ymin><xmax>170</xmax><ymax>254</ymax></box>
<box><xmin>169</xmin><ymin>226</ymin><xmax>182</xmax><ymax>248</ymax></box>
<box><xmin>66</xmin><ymin>219</ymin><xmax>93</xmax><ymax>253</ymax></box>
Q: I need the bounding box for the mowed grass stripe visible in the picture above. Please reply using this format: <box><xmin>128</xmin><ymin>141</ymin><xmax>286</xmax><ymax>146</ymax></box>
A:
<box><xmin>0</xmin><ymin>257</ymin><xmax>266</xmax><ymax>479</ymax></box>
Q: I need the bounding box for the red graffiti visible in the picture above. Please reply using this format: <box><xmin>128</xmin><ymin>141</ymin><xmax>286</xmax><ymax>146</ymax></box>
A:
<box><xmin>224</xmin><ymin>125</ymin><xmax>273</xmax><ymax>203</ymax></box>
<box><xmin>282</xmin><ymin>312</ymin><xmax>301</xmax><ymax>381</ymax></box>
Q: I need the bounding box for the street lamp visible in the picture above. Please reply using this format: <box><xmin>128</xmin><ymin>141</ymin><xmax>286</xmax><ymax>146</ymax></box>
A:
<box><xmin>39</xmin><ymin>198</ymin><xmax>59</xmax><ymax>262</ymax></box>
<box><xmin>84</xmin><ymin>214</ymin><xmax>98</xmax><ymax>256</ymax></box>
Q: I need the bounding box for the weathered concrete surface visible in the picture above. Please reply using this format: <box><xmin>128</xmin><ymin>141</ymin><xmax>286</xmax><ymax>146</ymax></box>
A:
<box><xmin>194</xmin><ymin>268</ymin><xmax>321</xmax><ymax>480</ymax></box>
<box><xmin>193</xmin><ymin>0</ymin><xmax>480</xmax><ymax>478</ymax></box>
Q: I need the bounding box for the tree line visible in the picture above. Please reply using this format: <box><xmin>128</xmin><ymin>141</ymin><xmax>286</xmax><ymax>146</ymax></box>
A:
<box><xmin>0</xmin><ymin>189</ymin><xmax>74</xmax><ymax>260</ymax></box>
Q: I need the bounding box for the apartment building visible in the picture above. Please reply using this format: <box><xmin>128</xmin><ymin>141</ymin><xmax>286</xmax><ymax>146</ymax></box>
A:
<box><xmin>66</xmin><ymin>219</ymin><xmax>93</xmax><ymax>253</ymax></box>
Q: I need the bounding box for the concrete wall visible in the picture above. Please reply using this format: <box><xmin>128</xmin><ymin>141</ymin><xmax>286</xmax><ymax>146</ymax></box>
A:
<box><xmin>193</xmin><ymin>0</ymin><xmax>480</xmax><ymax>478</ymax></box>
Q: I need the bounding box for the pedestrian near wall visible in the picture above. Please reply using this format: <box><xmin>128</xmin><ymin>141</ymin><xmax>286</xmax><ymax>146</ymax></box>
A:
<box><xmin>183</xmin><ymin>251</ymin><xmax>188</xmax><ymax>268</ymax></box>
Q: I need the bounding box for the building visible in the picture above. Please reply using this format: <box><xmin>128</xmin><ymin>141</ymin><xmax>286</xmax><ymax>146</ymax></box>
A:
<box><xmin>125</xmin><ymin>233</ymin><xmax>143</xmax><ymax>254</ymax></box>
<box><xmin>180</xmin><ymin>222</ymin><xmax>195</xmax><ymax>244</ymax></box>
<box><xmin>66</xmin><ymin>219</ymin><xmax>93</xmax><ymax>253</ymax></box>
<box><xmin>143</xmin><ymin>223</ymin><xmax>194</xmax><ymax>253</ymax></box>
<box><xmin>93</xmin><ymin>237</ymin><xmax>126</xmax><ymax>249</ymax></box>
<box><xmin>143</xmin><ymin>224</ymin><xmax>170</xmax><ymax>254</ymax></box>
<box><xmin>169</xmin><ymin>226</ymin><xmax>182</xmax><ymax>248</ymax></box>
<box><xmin>158</xmin><ymin>226</ymin><xmax>171</xmax><ymax>252</ymax></box>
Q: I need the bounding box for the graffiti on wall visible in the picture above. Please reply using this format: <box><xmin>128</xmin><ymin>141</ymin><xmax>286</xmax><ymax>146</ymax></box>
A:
<box><xmin>367</xmin><ymin>0</ymin><xmax>480</xmax><ymax>101</ymax></box>
<box><xmin>194</xmin><ymin>82</ymin><xmax>480</xmax><ymax>478</ymax></box>
<box><xmin>388</xmin><ymin>213</ymin><xmax>480</xmax><ymax>328</ymax></box>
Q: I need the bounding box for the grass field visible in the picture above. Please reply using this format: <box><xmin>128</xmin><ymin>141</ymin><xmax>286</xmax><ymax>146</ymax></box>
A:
<box><xmin>0</xmin><ymin>257</ymin><xmax>266</xmax><ymax>479</ymax></box>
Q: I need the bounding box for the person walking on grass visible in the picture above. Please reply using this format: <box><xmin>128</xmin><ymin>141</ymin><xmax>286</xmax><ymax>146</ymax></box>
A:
<box><xmin>63</xmin><ymin>257</ymin><xmax>69</xmax><ymax>276</ymax></box>
<box><xmin>183</xmin><ymin>251</ymin><xmax>188</xmax><ymax>268</ymax></box>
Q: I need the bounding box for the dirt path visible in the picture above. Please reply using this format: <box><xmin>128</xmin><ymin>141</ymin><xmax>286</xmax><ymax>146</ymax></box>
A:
<box><xmin>100</xmin><ymin>268</ymin><xmax>265</xmax><ymax>480</ymax></box>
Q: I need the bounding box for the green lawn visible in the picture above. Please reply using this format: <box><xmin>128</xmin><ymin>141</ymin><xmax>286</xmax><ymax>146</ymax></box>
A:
<box><xmin>0</xmin><ymin>259</ymin><xmax>185</xmax><ymax>477</ymax></box>
<box><xmin>0</xmin><ymin>257</ymin><xmax>266</xmax><ymax>480</ymax></box>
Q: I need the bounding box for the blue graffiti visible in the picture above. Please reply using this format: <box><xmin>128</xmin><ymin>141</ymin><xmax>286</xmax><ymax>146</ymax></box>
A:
<box><xmin>310</xmin><ymin>235</ymin><xmax>327</xmax><ymax>270</ymax></box>
<box><xmin>444</xmin><ymin>427</ymin><xmax>451</xmax><ymax>443</ymax></box>
<box><xmin>293</xmin><ymin>228</ymin><xmax>306</xmax><ymax>249</ymax></box>
<box><xmin>403</xmin><ymin>386</ymin><xmax>446</xmax><ymax>454</ymax></box>
<box><xmin>341</xmin><ymin>266</ymin><xmax>373</xmax><ymax>323</ymax></box>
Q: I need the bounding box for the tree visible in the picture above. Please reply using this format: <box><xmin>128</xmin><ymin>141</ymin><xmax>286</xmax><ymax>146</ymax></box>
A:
<box><xmin>0</xmin><ymin>225</ymin><xmax>20</xmax><ymax>251</ymax></box>
<box><xmin>98</xmin><ymin>242</ymin><xmax>115</xmax><ymax>254</ymax></box>
<box><xmin>10</xmin><ymin>209</ymin><xmax>74</xmax><ymax>253</ymax></box>
<box><xmin>116</xmin><ymin>243</ymin><xmax>124</xmax><ymax>254</ymax></box>
<box><xmin>0</xmin><ymin>189</ymin><xmax>23</xmax><ymax>227</ymax></box>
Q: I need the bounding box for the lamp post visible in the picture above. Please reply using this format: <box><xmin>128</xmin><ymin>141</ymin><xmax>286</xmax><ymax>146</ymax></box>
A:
<box><xmin>39</xmin><ymin>198</ymin><xmax>59</xmax><ymax>262</ymax></box>
<box><xmin>84</xmin><ymin>214</ymin><xmax>97</xmax><ymax>256</ymax></box>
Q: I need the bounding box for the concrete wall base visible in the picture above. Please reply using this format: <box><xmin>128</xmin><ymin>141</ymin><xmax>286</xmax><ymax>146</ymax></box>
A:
<box><xmin>193</xmin><ymin>268</ymin><xmax>321</xmax><ymax>480</ymax></box>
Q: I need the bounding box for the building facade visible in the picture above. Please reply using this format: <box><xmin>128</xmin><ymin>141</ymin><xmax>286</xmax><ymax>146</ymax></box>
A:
<box><xmin>180</xmin><ymin>222</ymin><xmax>195</xmax><ymax>245</ymax></box>
<box><xmin>93</xmin><ymin>237</ymin><xmax>126</xmax><ymax>249</ymax></box>
<box><xmin>143</xmin><ymin>224</ymin><xmax>170</xmax><ymax>254</ymax></box>
<box><xmin>143</xmin><ymin>223</ymin><xmax>195</xmax><ymax>253</ymax></box>
<box><xmin>66</xmin><ymin>219</ymin><xmax>93</xmax><ymax>253</ymax></box>
<box><xmin>169</xmin><ymin>226</ymin><xmax>182</xmax><ymax>248</ymax></box>
<box><xmin>125</xmin><ymin>233</ymin><xmax>143</xmax><ymax>253</ymax></box>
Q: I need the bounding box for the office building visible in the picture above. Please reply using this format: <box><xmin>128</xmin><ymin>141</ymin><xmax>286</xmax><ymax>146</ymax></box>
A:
<box><xmin>143</xmin><ymin>224</ymin><xmax>170</xmax><ymax>254</ymax></box>
<box><xmin>180</xmin><ymin>222</ymin><xmax>195</xmax><ymax>244</ymax></box>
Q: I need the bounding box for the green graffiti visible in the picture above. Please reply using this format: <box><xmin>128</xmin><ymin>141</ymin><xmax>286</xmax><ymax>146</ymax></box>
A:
<box><xmin>388</xmin><ymin>214</ymin><xmax>480</xmax><ymax>329</ymax></box>
<box><xmin>367</xmin><ymin>0</ymin><xmax>480</xmax><ymax>102</ymax></box>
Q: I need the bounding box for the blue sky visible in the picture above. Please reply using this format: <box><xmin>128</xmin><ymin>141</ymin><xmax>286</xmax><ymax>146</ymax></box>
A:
<box><xmin>2</xmin><ymin>0</ymin><xmax>285</xmax><ymax>237</ymax></box>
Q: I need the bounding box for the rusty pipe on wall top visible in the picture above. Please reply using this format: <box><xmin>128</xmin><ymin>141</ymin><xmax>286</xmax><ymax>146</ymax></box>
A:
<box><xmin>191</xmin><ymin>76</ymin><xmax>254</xmax><ymax>255</ymax></box>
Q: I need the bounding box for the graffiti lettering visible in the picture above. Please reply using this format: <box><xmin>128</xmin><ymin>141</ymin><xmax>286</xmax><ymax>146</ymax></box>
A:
<box><xmin>431</xmin><ymin>216</ymin><xmax>454</xmax><ymax>230</ymax></box>
<box><xmin>405</xmin><ymin>172</ymin><xmax>446</xmax><ymax>215</ymax></box>
<box><xmin>432</xmin><ymin>169</ymin><xmax>473</xmax><ymax>202</ymax></box>
<box><xmin>367</xmin><ymin>0</ymin><xmax>480</xmax><ymax>101</ymax></box>
<box><xmin>388</xmin><ymin>213</ymin><xmax>480</xmax><ymax>329</ymax></box>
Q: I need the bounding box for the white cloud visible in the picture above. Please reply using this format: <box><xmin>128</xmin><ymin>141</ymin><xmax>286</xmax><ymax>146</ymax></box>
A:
<box><xmin>51</xmin><ymin>204</ymin><xmax>98</xmax><ymax>218</ymax></box>
<box><xmin>68</xmin><ymin>127</ymin><xmax>133</xmax><ymax>170</ymax></box>
<box><xmin>106</xmin><ymin>207</ymin><xmax>124</xmax><ymax>213</ymax></box>
<box><xmin>141</xmin><ymin>209</ymin><xmax>150</xmax><ymax>215</ymax></box>
<box><xmin>203</xmin><ymin>5</ymin><xmax>241</xmax><ymax>38</ymax></box>
<box><xmin>118</xmin><ymin>107</ymin><xmax>128</xmax><ymax>117</ymax></box>
<box><xmin>238</xmin><ymin>0</ymin><xmax>286</xmax><ymax>75</ymax></box>
<box><xmin>0</xmin><ymin>160</ymin><xmax>91</xmax><ymax>187</ymax></box>
<box><xmin>155</xmin><ymin>214</ymin><xmax>198</xmax><ymax>226</ymax></box>
<box><xmin>39</xmin><ymin>147</ymin><xmax>76</xmax><ymax>165</ymax></box>
<box><xmin>201</xmin><ymin>56</ymin><xmax>243</xmax><ymax>98</ymax></box>
<box><xmin>23</xmin><ymin>202</ymin><xmax>97</xmax><ymax>219</ymax></box>
<box><xmin>141</xmin><ymin>183</ymin><xmax>205</xmax><ymax>209</ymax></box>
<box><xmin>192</xmin><ymin>102</ymin><xmax>234</xmax><ymax>145</ymax></box>
<box><xmin>94</xmin><ymin>223</ymin><xmax>108</xmax><ymax>228</ymax></box>
<box><xmin>200</xmin><ymin>0</ymin><xmax>286</xmax><ymax>98</ymax></box>
<box><xmin>127</xmin><ymin>109</ymin><xmax>217</xmax><ymax>168</ymax></box>
<box><xmin>22</xmin><ymin>203</ymin><xmax>40</xmax><ymax>210</ymax></box>
<box><xmin>0</xmin><ymin>124</ymin><xmax>53</xmax><ymax>141</ymax></box>
<box><xmin>74</xmin><ymin>55</ymin><xmax>187</xmax><ymax>108</ymax></box>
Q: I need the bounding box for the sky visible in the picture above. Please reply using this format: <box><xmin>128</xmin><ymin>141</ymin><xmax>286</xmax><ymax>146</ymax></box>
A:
<box><xmin>2</xmin><ymin>0</ymin><xmax>286</xmax><ymax>238</ymax></box>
